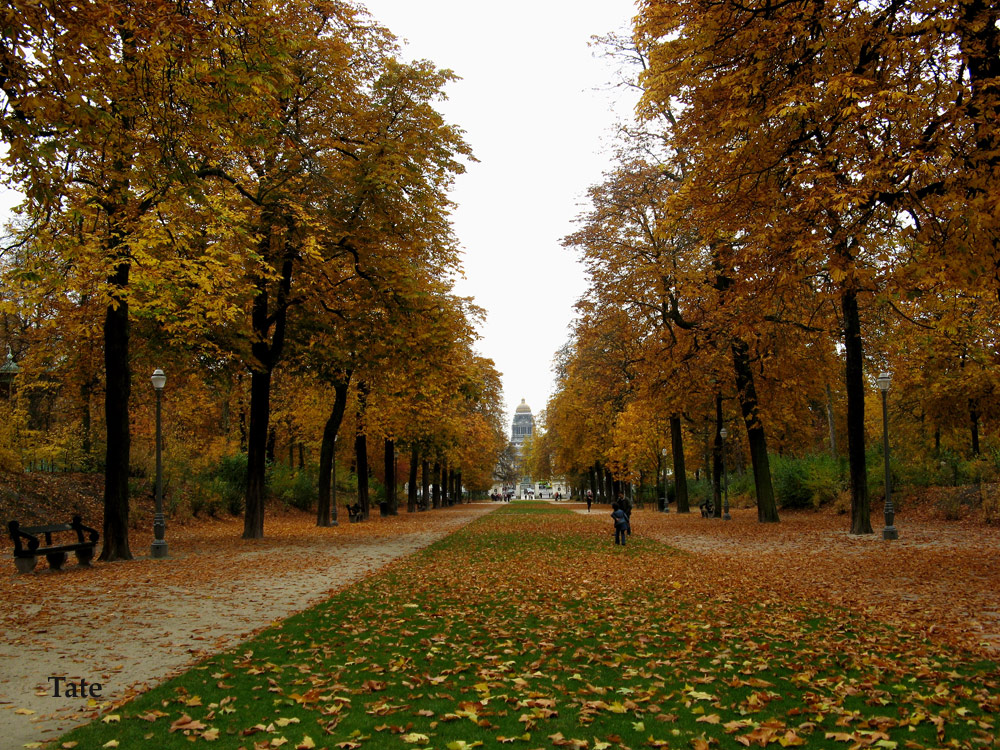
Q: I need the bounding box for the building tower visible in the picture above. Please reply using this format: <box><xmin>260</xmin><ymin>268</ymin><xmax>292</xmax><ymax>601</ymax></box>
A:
<box><xmin>511</xmin><ymin>398</ymin><xmax>534</xmax><ymax>448</ymax></box>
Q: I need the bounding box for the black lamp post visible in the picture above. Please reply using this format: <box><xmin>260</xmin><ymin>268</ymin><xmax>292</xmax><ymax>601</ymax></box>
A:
<box><xmin>720</xmin><ymin>427</ymin><xmax>730</xmax><ymax>520</ymax></box>
<box><xmin>150</xmin><ymin>369</ymin><xmax>168</xmax><ymax>558</ymax></box>
<box><xmin>661</xmin><ymin>447</ymin><xmax>669</xmax><ymax>512</ymax></box>
<box><xmin>877</xmin><ymin>372</ymin><xmax>899</xmax><ymax>540</ymax></box>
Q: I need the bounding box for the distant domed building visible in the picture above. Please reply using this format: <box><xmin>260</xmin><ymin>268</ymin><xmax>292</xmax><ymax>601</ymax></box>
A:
<box><xmin>490</xmin><ymin>399</ymin><xmax>568</xmax><ymax>501</ymax></box>
<box><xmin>511</xmin><ymin>399</ymin><xmax>534</xmax><ymax>446</ymax></box>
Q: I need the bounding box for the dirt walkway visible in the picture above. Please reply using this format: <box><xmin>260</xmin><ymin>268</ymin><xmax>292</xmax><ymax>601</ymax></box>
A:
<box><xmin>0</xmin><ymin>503</ymin><xmax>497</xmax><ymax>749</ymax></box>
<box><xmin>571</xmin><ymin>502</ymin><xmax>1000</xmax><ymax>654</ymax></box>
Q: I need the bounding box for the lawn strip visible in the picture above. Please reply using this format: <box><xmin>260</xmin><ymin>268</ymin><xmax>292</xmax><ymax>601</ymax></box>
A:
<box><xmin>54</xmin><ymin>502</ymin><xmax>1000</xmax><ymax>750</ymax></box>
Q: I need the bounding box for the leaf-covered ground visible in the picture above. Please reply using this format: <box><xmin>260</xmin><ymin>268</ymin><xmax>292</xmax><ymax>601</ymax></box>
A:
<box><xmin>51</xmin><ymin>503</ymin><xmax>1000</xmax><ymax>750</ymax></box>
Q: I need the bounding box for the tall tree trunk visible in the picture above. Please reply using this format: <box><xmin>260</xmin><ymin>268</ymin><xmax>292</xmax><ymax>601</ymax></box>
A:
<box><xmin>605</xmin><ymin>468</ymin><xmax>614</xmax><ymax>506</ymax></box>
<box><xmin>456</xmin><ymin>469</ymin><xmax>463</xmax><ymax>503</ymax></box>
<box><xmin>81</xmin><ymin>379</ymin><xmax>93</xmax><ymax>468</ymax></box>
<box><xmin>670</xmin><ymin>415</ymin><xmax>690</xmax><ymax>513</ymax></box>
<box><xmin>732</xmin><ymin>338</ymin><xmax>779</xmax><ymax>523</ymax></box>
<box><xmin>243</xmin><ymin>214</ymin><xmax>295</xmax><ymax>539</ymax></box>
<box><xmin>432</xmin><ymin>460</ymin><xmax>441</xmax><ymax>508</ymax></box>
<box><xmin>825</xmin><ymin>383</ymin><xmax>838</xmax><ymax>459</ymax></box>
<box><xmin>244</xmin><ymin>368</ymin><xmax>271</xmax><ymax>539</ymax></box>
<box><xmin>441</xmin><ymin>459</ymin><xmax>449</xmax><ymax>506</ymax></box>
<box><xmin>354</xmin><ymin>381</ymin><xmax>370</xmax><ymax>518</ymax></box>
<box><xmin>590</xmin><ymin>465</ymin><xmax>598</xmax><ymax>501</ymax></box>
<box><xmin>842</xmin><ymin>286</ymin><xmax>872</xmax><ymax>534</ymax></box>
<box><xmin>421</xmin><ymin>459</ymin><xmax>430</xmax><ymax>510</ymax></box>
<box><xmin>100</xmin><ymin>258</ymin><xmax>132</xmax><ymax>561</ymax></box>
<box><xmin>317</xmin><ymin>377</ymin><xmax>350</xmax><ymax>526</ymax></box>
<box><xmin>383</xmin><ymin>438</ymin><xmax>397</xmax><ymax>515</ymax></box>
<box><xmin>970</xmin><ymin>399</ymin><xmax>981</xmax><ymax>456</ymax></box>
<box><xmin>713</xmin><ymin>394</ymin><xmax>723</xmax><ymax>518</ymax></box>
<box><xmin>408</xmin><ymin>446</ymin><xmax>419</xmax><ymax>512</ymax></box>
<box><xmin>266</xmin><ymin>427</ymin><xmax>276</xmax><ymax>463</ymax></box>
<box><xmin>355</xmin><ymin>431</ymin><xmax>369</xmax><ymax>519</ymax></box>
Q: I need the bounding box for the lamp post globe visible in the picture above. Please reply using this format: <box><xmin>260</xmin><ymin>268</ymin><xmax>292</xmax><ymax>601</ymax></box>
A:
<box><xmin>877</xmin><ymin>372</ymin><xmax>898</xmax><ymax>539</ymax></box>
<box><xmin>719</xmin><ymin>427</ymin><xmax>730</xmax><ymax>520</ymax></box>
<box><xmin>151</xmin><ymin>369</ymin><xmax>168</xmax><ymax>558</ymax></box>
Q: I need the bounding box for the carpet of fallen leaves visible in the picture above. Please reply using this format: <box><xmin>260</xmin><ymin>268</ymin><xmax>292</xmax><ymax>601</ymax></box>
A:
<box><xmin>0</xmin><ymin>493</ymin><xmax>498</xmax><ymax>750</ymax></box>
<box><xmin>37</xmin><ymin>501</ymin><xmax>1000</xmax><ymax>750</ymax></box>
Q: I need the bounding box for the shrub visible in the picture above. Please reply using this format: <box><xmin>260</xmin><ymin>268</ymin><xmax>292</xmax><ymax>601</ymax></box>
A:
<box><xmin>208</xmin><ymin>453</ymin><xmax>248</xmax><ymax>515</ymax></box>
<box><xmin>772</xmin><ymin>453</ymin><xmax>843</xmax><ymax>510</ymax></box>
<box><xmin>269</xmin><ymin>463</ymin><xmax>315</xmax><ymax>512</ymax></box>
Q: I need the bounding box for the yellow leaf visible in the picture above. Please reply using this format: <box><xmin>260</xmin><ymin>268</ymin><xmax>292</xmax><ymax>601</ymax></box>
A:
<box><xmin>102</xmin><ymin>742</ymin><xmax>119</xmax><ymax>749</ymax></box>
<box><xmin>101</xmin><ymin>714</ymin><xmax>121</xmax><ymax>724</ymax></box>
<box><xmin>14</xmin><ymin>708</ymin><xmax>35</xmax><ymax>715</ymax></box>
<box><xmin>296</xmin><ymin>737</ymin><xmax>317</xmax><ymax>750</ymax></box>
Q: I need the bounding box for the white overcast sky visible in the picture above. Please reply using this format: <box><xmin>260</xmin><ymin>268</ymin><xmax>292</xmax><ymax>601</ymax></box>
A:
<box><xmin>361</xmin><ymin>0</ymin><xmax>641</xmax><ymax>425</ymax></box>
<box><xmin>1</xmin><ymin>0</ymin><xmax>641</xmax><ymax>427</ymax></box>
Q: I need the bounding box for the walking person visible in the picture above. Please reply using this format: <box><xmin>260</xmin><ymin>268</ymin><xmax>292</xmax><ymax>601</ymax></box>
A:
<box><xmin>586</xmin><ymin>489</ymin><xmax>593</xmax><ymax>513</ymax></box>
<box><xmin>611</xmin><ymin>501</ymin><xmax>628</xmax><ymax>546</ymax></box>
<box><xmin>618</xmin><ymin>492</ymin><xmax>633</xmax><ymax>535</ymax></box>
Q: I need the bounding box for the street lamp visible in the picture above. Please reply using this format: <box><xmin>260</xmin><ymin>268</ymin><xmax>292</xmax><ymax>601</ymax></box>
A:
<box><xmin>877</xmin><ymin>372</ymin><xmax>899</xmax><ymax>540</ymax></box>
<box><xmin>150</xmin><ymin>369</ymin><xmax>168</xmax><ymax>558</ymax></box>
<box><xmin>661</xmin><ymin>447</ymin><xmax>669</xmax><ymax>513</ymax></box>
<box><xmin>720</xmin><ymin>427</ymin><xmax>730</xmax><ymax>521</ymax></box>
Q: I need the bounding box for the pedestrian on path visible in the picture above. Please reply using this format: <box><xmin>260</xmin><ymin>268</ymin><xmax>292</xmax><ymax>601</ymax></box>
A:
<box><xmin>586</xmin><ymin>489</ymin><xmax>593</xmax><ymax>512</ymax></box>
<box><xmin>618</xmin><ymin>492</ymin><xmax>633</xmax><ymax>535</ymax></box>
<box><xmin>612</xmin><ymin>501</ymin><xmax>629</xmax><ymax>546</ymax></box>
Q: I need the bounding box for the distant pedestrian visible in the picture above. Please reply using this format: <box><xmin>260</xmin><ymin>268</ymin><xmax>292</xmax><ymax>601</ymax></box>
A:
<box><xmin>586</xmin><ymin>489</ymin><xmax>593</xmax><ymax>512</ymax></box>
<box><xmin>619</xmin><ymin>492</ymin><xmax>633</xmax><ymax>535</ymax></box>
<box><xmin>611</xmin><ymin>501</ymin><xmax>628</xmax><ymax>546</ymax></box>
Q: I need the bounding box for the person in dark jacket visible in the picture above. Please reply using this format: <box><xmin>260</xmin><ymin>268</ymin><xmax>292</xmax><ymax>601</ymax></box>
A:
<box><xmin>611</xmin><ymin>502</ymin><xmax>628</xmax><ymax>546</ymax></box>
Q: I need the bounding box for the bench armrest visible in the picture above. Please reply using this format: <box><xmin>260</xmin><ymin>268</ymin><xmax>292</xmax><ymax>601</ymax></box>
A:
<box><xmin>71</xmin><ymin>515</ymin><xmax>100</xmax><ymax>544</ymax></box>
<box><xmin>7</xmin><ymin>521</ymin><xmax>41</xmax><ymax>555</ymax></box>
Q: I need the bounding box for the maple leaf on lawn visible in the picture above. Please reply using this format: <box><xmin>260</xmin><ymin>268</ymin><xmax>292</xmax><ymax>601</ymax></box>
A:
<box><xmin>737</xmin><ymin>726</ymin><xmax>779</xmax><ymax>747</ymax></box>
<box><xmin>688</xmin><ymin>691</ymin><xmax>716</xmax><ymax>702</ymax></box>
<box><xmin>777</xmin><ymin>730</ymin><xmax>807</xmax><ymax>746</ymax></box>
<box><xmin>170</xmin><ymin>713</ymin><xmax>207</xmax><ymax>733</ymax></box>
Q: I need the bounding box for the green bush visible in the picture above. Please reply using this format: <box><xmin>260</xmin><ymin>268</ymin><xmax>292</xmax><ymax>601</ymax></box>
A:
<box><xmin>209</xmin><ymin>453</ymin><xmax>248</xmax><ymax>515</ymax></box>
<box><xmin>772</xmin><ymin>453</ymin><xmax>843</xmax><ymax>510</ymax></box>
<box><xmin>268</xmin><ymin>462</ymin><xmax>315</xmax><ymax>512</ymax></box>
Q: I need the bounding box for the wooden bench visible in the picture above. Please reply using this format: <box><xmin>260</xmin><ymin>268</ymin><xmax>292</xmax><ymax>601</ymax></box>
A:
<box><xmin>346</xmin><ymin>503</ymin><xmax>364</xmax><ymax>523</ymax></box>
<box><xmin>8</xmin><ymin>515</ymin><xmax>99</xmax><ymax>573</ymax></box>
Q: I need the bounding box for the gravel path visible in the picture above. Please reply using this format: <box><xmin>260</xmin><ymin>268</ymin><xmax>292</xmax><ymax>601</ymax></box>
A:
<box><xmin>0</xmin><ymin>503</ymin><xmax>497</xmax><ymax>749</ymax></box>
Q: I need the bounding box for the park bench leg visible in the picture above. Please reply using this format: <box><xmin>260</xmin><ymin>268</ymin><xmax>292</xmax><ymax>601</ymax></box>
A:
<box><xmin>75</xmin><ymin>547</ymin><xmax>95</xmax><ymax>567</ymax></box>
<box><xmin>45</xmin><ymin>551</ymin><xmax>68</xmax><ymax>570</ymax></box>
<box><xmin>15</xmin><ymin>556</ymin><xmax>37</xmax><ymax>574</ymax></box>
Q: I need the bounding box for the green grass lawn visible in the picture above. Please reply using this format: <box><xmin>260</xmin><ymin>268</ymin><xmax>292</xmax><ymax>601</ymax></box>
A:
<box><xmin>55</xmin><ymin>502</ymin><xmax>1000</xmax><ymax>749</ymax></box>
